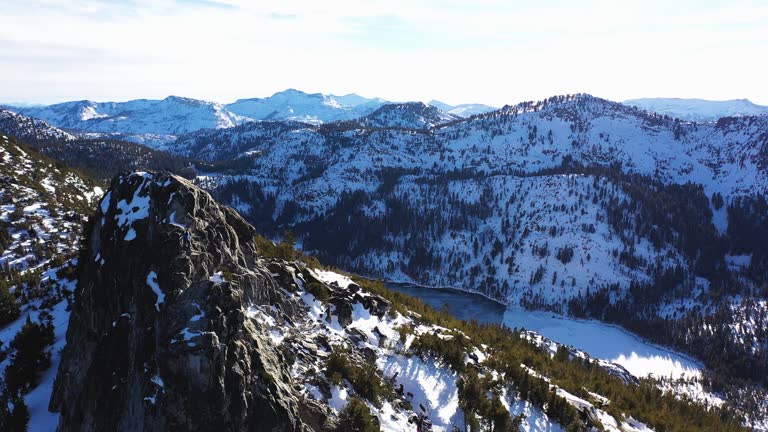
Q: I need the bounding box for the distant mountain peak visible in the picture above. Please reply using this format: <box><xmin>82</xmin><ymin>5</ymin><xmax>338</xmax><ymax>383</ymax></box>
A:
<box><xmin>162</xmin><ymin>95</ymin><xmax>211</xmax><ymax>106</ymax></box>
<box><xmin>333</xmin><ymin>93</ymin><xmax>386</xmax><ymax>106</ymax></box>
<box><xmin>427</xmin><ymin>99</ymin><xmax>453</xmax><ymax>111</ymax></box>
<box><xmin>361</xmin><ymin>101</ymin><xmax>459</xmax><ymax>129</ymax></box>
<box><xmin>268</xmin><ymin>88</ymin><xmax>328</xmax><ymax>102</ymax></box>
<box><xmin>276</xmin><ymin>87</ymin><xmax>310</xmax><ymax>95</ymax></box>
<box><xmin>623</xmin><ymin>97</ymin><xmax>768</xmax><ymax>121</ymax></box>
<box><xmin>225</xmin><ymin>89</ymin><xmax>389</xmax><ymax>125</ymax></box>
<box><xmin>427</xmin><ymin>99</ymin><xmax>497</xmax><ymax>118</ymax></box>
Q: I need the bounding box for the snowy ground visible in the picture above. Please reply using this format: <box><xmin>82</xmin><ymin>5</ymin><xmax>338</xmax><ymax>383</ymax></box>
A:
<box><xmin>0</xmin><ymin>268</ymin><xmax>74</xmax><ymax>432</ymax></box>
<box><xmin>267</xmin><ymin>267</ymin><xmax>583</xmax><ymax>432</ymax></box>
<box><xmin>384</xmin><ymin>281</ymin><xmax>746</xmax><ymax>424</ymax></box>
<box><xmin>0</xmin><ymin>135</ymin><xmax>102</xmax><ymax>431</ymax></box>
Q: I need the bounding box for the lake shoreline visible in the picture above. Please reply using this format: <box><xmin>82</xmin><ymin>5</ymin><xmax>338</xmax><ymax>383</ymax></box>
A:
<box><xmin>384</xmin><ymin>278</ymin><xmax>508</xmax><ymax>308</ymax></box>
<box><xmin>384</xmin><ymin>279</ymin><xmax>705</xmax><ymax>375</ymax></box>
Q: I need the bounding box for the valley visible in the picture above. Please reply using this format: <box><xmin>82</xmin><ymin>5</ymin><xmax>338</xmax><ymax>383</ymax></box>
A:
<box><xmin>0</xmin><ymin>91</ymin><xmax>767</xmax><ymax>431</ymax></box>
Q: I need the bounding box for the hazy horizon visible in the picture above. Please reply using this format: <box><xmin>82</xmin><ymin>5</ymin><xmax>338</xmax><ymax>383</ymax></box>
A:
<box><xmin>2</xmin><ymin>0</ymin><xmax>767</xmax><ymax>106</ymax></box>
<box><xmin>2</xmin><ymin>90</ymin><xmax>768</xmax><ymax>109</ymax></box>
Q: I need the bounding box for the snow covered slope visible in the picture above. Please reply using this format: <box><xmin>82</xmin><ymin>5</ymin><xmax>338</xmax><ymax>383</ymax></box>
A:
<box><xmin>76</xmin><ymin>131</ymin><xmax>178</xmax><ymax>149</ymax></box>
<box><xmin>361</xmin><ymin>102</ymin><xmax>460</xmax><ymax>129</ymax></box>
<box><xmin>342</xmin><ymin>174</ymin><xmax>690</xmax><ymax>306</ymax></box>
<box><xmin>180</xmin><ymin>94</ymin><xmax>768</xmax><ymax>198</ymax></box>
<box><xmin>0</xmin><ymin>109</ymin><xmax>191</xmax><ymax>179</ymax></box>
<box><xmin>0</xmin><ymin>134</ymin><xmax>102</xmax><ymax>431</ymax></box>
<box><xmin>624</xmin><ymin>98</ymin><xmax>768</xmax><ymax>121</ymax></box>
<box><xmin>13</xmin><ymin>96</ymin><xmax>248</xmax><ymax>136</ymax></box>
<box><xmin>0</xmin><ymin>109</ymin><xmax>77</xmax><ymax>143</ymax></box>
<box><xmin>0</xmin><ymin>134</ymin><xmax>101</xmax><ymax>271</ymax></box>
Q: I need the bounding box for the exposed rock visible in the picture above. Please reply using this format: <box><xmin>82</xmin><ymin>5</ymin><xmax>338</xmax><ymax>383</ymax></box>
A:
<box><xmin>50</xmin><ymin>172</ymin><xmax>307</xmax><ymax>431</ymax></box>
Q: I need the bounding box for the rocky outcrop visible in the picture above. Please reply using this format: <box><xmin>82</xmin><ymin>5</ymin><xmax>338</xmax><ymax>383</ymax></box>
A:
<box><xmin>50</xmin><ymin>172</ymin><xmax>307</xmax><ymax>431</ymax></box>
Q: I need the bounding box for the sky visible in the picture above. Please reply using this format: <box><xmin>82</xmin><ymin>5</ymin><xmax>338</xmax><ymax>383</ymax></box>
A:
<box><xmin>1</xmin><ymin>0</ymin><xmax>767</xmax><ymax>106</ymax></box>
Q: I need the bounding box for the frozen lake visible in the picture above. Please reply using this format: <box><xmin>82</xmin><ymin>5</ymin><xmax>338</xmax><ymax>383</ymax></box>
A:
<box><xmin>387</xmin><ymin>282</ymin><xmax>703</xmax><ymax>380</ymax></box>
<box><xmin>502</xmin><ymin>307</ymin><xmax>702</xmax><ymax>379</ymax></box>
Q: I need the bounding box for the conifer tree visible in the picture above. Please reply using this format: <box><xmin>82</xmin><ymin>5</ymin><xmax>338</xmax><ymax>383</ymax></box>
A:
<box><xmin>0</xmin><ymin>279</ymin><xmax>20</xmax><ymax>326</ymax></box>
<box><xmin>335</xmin><ymin>397</ymin><xmax>379</xmax><ymax>432</ymax></box>
<box><xmin>4</xmin><ymin>317</ymin><xmax>54</xmax><ymax>394</ymax></box>
<box><xmin>8</xmin><ymin>396</ymin><xmax>29</xmax><ymax>432</ymax></box>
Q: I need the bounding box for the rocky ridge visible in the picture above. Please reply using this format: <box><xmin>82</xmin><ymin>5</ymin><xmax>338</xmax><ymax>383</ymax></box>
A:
<box><xmin>46</xmin><ymin>172</ymin><xmax>749</xmax><ymax>432</ymax></box>
<box><xmin>51</xmin><ymin>172</ymin><xmax>306</xmax><ymax>431</ymax></box>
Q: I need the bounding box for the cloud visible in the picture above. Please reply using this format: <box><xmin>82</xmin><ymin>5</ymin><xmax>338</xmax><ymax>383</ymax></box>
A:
<box><xmin>0</xmin><ymin>0</ymin><xmax>766</xmax><ymax>105</ymax></box>
<box><xmin>265</xmin><ymin>12</ymin><xmax>299</xmax><ymax>20</ymax></box>
<box><xmin>179</xmin><ymin>0</ymin><xmax>240</xmax><ymax>10</ymax></box>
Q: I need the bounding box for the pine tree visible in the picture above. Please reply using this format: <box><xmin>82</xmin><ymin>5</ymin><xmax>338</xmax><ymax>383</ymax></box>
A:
<box><xmin>457</xmin><ymin>368</ymin><xmax>484</xmax><ymax>431</ymax></box>
<box><xmin>335</xmin><ymin>397</ymin><xmax>379</xmax><ymax>432</ymax></box>
<box><xmin>487</xmin><ymin>395</ymin><xmax>513</xmax><ymax>431</ymax></box>
<box><xmin>4</xmin><ymin>317</ymin><xmax>54</xmax><ymax>394</ymax></box>
<box><xmin>0</xmin><ymin>279</ymin><xmax>20</xmax><ymax>326</ymax></box>
<box><xmin>8</xmin><ymin>396</ymin><xmax>29</xmax><ymax>432</ymax></box>
<box><xmin>554</xmin><ymin>345</ymin><xmax>570</xmax><ymax>363</ymax></box>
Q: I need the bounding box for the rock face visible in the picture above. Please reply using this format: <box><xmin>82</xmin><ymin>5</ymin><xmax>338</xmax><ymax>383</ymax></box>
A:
<box><xmin>50</xmin><ymin>172</ymin><xmax>306</xmax><ymax>431</ymax></box>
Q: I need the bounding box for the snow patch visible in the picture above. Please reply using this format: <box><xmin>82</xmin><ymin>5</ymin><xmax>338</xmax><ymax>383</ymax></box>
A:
<box><xmin>146</xmin><ymin>271</ymin><xmax>164</xmax><ymax>311</ymax></box>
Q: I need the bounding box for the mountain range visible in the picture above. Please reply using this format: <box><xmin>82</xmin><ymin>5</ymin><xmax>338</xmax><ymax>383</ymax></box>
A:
<box><xmin>225</xmin><ymin>88</ymin><xmax>389</xmax><ymax>124</ymax></box>
<box><xmin>168</xmin><ymin>94</ymin><xmax>768</xmax><ymax>405</ymax></box>
<box><xmin>8</xmin><ymin>91</ymin><xmax>766</xmax><ymax>150</ymax></box>
<box><xmin>5</xmin><ymin>90</ymin><xmax>498</xmax><ymax>148</ymax></box>
<box><xmin>1</xmin><ymin>91</ymin><xmax>768</xmax><ymax>431</ymax></box>
<box><xmin>624</xmin><ymin>98</ymin><xmax>768</xmax><ymax>122</ymax></box>
<box><xmin>427</xmin><ymin>100</ymin><xmax>499</xmax><ymax>117</ymax></box>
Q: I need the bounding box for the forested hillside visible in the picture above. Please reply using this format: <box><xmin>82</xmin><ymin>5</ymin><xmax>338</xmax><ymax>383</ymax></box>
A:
<box><xmin>0</xmin><ymin>134</ymin><xmax>101</xmax><ymax>430</ymax></box>
<box><xmin>181</xmin><ymin>95</ymin><xmax>768</xmax><ymax>395</ymax></box>
<box><xmin>0</xmin><ymin>109</ymin><xmax>193</xmax><ymax>179</ymax></box>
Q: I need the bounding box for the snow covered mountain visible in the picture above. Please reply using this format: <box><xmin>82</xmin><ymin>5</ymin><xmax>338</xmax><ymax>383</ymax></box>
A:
<box><xmin>178</xmin><ymin>94</ymin><xmax>768</xmax><ymax>197</ymax></box>
<box><xmin>3</xmin><ymin>93</ymin><xmax>768</xmax><ymax>430</ymax></box>
<box><xmin>6</xmin><ymin>90</ymin><xmax>499</xmax><ymax>145</ymax></box>
<box><xmin>428</xmin><ymin>100</ymin><xmax>498</xmax><ymax>118</ymax></box>
<box><xmin>176</xmin><ymin>94</ymin><xmax>768</xmax><ymax>400</ymax></box>
<box><xmin>0</xmin><ymin>170</ymin><xmax>750</xmax><ymax>432</ymax></box>
<box><xmin>225</xmin><ymin>88</ymin><xmax>387</xmax><ymax>124</ymax></box>
<box><xmin>12</xmin><ymin>96</ymin><xmax>248</xmax><ymax>137</ymax></box>
<box><xmin>179</xmin><ymin>93</ymin><xmax>768</xmax><ymax>311</ymax></box>
<box><xmin>360</xmin><ymin>102</ymin><xmax>460</xmax><ymax>130</ymax></box>
<box><xmin>624</xmin><ymin>98</ymin><xmax>768</xmax><ymax>121</ymax></box>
